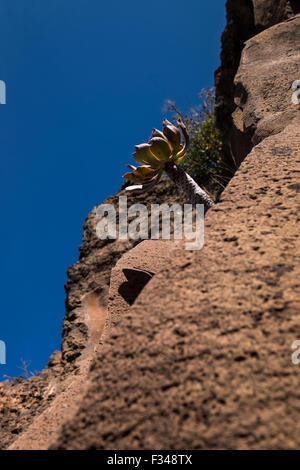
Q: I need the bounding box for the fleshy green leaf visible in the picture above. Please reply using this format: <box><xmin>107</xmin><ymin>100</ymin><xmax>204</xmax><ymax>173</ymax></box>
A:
<box><xmin>133</xmin><ymin>144</ymin><xmax>161</xmax><ymax>169</ymax></box>
<box><xmin>148</xmin><ymin>137</ymin><xmax>172</xmax><ymax>161</ymax></box>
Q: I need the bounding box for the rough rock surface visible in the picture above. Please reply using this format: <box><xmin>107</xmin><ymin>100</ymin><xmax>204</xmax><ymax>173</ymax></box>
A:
<box><xmin>2</xmin><ymin>1</ymin><xmax>300</xmax><ymax>451</ymax></box>
<box><xmin>52</xmin><ymin>117</ymin><xmax>300</xmax><ymax>450</ymax></box>
<box><xmin>253</xmin><ymin>0</ymin><xmax>300</xmax><ymax>32</ymax></box>
<box><xmin>215</xmin><ymin>0</ymin><xmax>256</xmax><ymax>174</ymax></box>
<box><xmin>50</xmin><ymin>11</ymin><xmax>300</xmax><ymax>449</ymax></box>
<box><xmin>0</xmin><ymin>351</ymin><xmax>63</xmax><ymax>450</ymax></box>
<box><xmin>0</xmin><ymin>179</ymin><xmax>184</xmax><ymax>450</ymax></box>
<box><xmin>106</xmin><ymin>240</ymin><xmax>180</xmax><ymax>343</ymax></box>
<box><xmin>61</xmin><ymin>179</ymin><xmax>183</xmax><ymax>369</ymax></box>
<box><xmin>233</xmin><ymin>14</ymin><xmax>300</xmax><ymax>159</ymax></box>
<box><xmin>8</xmin><ymin>356</ymin><xmax>92</xmax><ymax>450</ymax></box>
<box><xmin>215</xmin><ymin>0</ymin><xmax>300</xmax><ymax>172</ymax></box>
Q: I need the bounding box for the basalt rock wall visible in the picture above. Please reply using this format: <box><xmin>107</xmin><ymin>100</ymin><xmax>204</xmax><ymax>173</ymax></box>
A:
<box><xmin>51</xmin><ymin>10</ymin><xmax>300</xmax><ymax>450</ymax></box>
<box><xmin>215</xmin><ymin>0</ymin><xmax>300</xmax><ymax>173</ymax></box>
<box><xmin>2</xmin><ymin>2</ymin><xmax>300</xmax><ymax>451</ymax></box>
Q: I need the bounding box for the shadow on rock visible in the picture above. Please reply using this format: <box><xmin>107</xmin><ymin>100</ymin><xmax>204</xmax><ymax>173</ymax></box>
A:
<box><xmin>118</xmin><ymin>268</ymin><xmax>154</xmax><ymax>306</ymax></box>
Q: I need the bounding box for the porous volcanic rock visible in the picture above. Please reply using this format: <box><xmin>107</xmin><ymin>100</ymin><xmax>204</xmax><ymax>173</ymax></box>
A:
<box><xmin>215</xmin><ymin>0</ymin><xmax>300</xmax><ymax>173</ymax></box>
<box><xmin>3</xmin><ymin>0</ymin><xmax>300</xmax><ymax>452</ymax></box>
<box><xmin>253</xmin><ymin>0</ymin><xmax>300</xmax><ymax>32</ymax></box>
<box><xmin>51</xmin><ymin>117</ymin><xmax>300</xmax><ymax>450</ymax></box>
<box><xmin>61</xmin><ymin>179</ymin><xmax>183</xmax><ymax>369</ymax></box>
<box><xmin>8</xmin><ymin>355</ymin><xmax>92</xmax><ymax>450</ymax></box>
<box><xmin>106</xmin><ymin>240</ymin><xmax>180</xmax><ymax>343</ymax></box>
<box><xmin>50</xmin><ymin>13</ymin><xmax>300</xmax><ymax>449</ymax></box>
<box><xmin>0</xmin><ymin>351</ymin><xmax>63</xmax><ymax>450</ymax></box>
<box><xmin>233</xmin><ymin>14</ymin><xmax>300</xmax><ymax>156</ymax></box>
<box><xmin>214</xmin><ymin>0</ymin><xmax>256</xmax><ymax>174</ymax></box>
<box><xmin>1</xmin><ymin>179</ymin><xmax>184</xmax><ymax>450</ymax></box>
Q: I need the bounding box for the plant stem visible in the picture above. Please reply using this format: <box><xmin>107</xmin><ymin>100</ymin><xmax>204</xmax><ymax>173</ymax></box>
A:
<box><xmin>165</xmin><ymin>163</ymin><xmax>215</xmax><ymax>213</ymax></box>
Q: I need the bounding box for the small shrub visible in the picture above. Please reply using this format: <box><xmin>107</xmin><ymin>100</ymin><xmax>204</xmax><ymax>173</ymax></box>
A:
<box><xmin>163</xmin><ymin>87</ymin><xmax>223</xmax><ymax>193</ymax></box>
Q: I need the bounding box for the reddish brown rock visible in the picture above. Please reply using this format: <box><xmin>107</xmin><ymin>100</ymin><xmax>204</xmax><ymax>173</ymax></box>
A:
<box><xmin>61</xmin><ymin>179</ymin><xmax>183</xmax><ymax>369</ymax></box>
<box><xmin>253</xmin><ymin>0</ymin><xmax>300</xmax><ymax>31</ymax></box>
<box><xmin>49</xmin><ymin>12</ymin><xmax>300</xmax><ymax>442</ymax></box>
<box><xmin>0</xmin><ymin>179</ymin><xmax>184</xmax><ymax>450</ymax></box>
<box><xmin>0</xmin><ymin>351</ymin><xmax>63</xmax><ymax>450</ymax></box>
<box><xmin>51</xmin><ymin>117</ymin><xmax>300</xmax><ymax>450</ymax></box>
<box><xmin>214</xmin><ymin>0</ymin><xmax>256</xmax><ymax>175</ymax></box>
<box><xmin>215</xmin><ymin>1</ymin><xmax>300</xmax><ymax>173</ymax></box>
<box><xmin>8</xmin><ymin>360</ymin><xmax>91</xmax><ymax>450</ymax></box>
<box><xmin>234</xmin><ymin>14</ymin><xmax>300</xmax><ymax>149</ymax></box>
<box><xmin>106</xmin><ymin>240</ymin><xmax>179</xmax><ymax>342</ymax></box>
<box><xmin>2</xmin><ymin>0</ymin><xmax>300</xmax><ymax>452</ymax></box>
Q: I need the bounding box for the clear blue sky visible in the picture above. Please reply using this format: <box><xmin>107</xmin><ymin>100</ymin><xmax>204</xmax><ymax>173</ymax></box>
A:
<box><xmin>0</xmin><ymin>0</ymin><xmax>226</xmax><ymax>378</ymax></box>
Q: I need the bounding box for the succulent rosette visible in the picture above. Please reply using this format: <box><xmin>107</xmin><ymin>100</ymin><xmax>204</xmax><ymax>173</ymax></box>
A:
<box><xmin>123</xmin><ymin>118</ymin><xmax>189</xmax><ymax>194</ymax></box>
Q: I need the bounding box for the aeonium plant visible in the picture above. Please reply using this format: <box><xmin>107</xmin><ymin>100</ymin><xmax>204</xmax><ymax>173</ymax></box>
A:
<box><xmin>123</xmin><ymin>119</ymin><xmax>215</xmax><ymax>213</ymax></box>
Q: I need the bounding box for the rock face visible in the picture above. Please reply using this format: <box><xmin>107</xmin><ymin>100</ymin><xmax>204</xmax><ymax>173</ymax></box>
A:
<box><xmin>52</xmin><ymin>117</ymin><xmax>300</xmax><ymax>450</ymax></box>
<box><xmin>0</xmin><ymin>351</ymin><xmax>63</xmax><ymax>450</ymax></box>
<box><xmin>233</xmin><ymin>14</ymin><xmax>300</xmax><ymax>160</ymax></box>
<box><xmin>253</xmin><ymin>0</ymin><xmax>300</xmax><ymax>31</ymax></box>
<box><xmin>1</xmin><ymin>179</ymin><xmax>184</xmax><ymax>450</ymax></box>
<box><xmin>106</xmin><ymin>240</ymin><xmax>180</xmax><ymax>343</ymax></box>
<box><xmin>215</xmin><ymin>0</ymin><xmax>300</xmax><ymax>173</ymax></box>
<box><xmin>8</xmin><ymin>358</ymin><xmax>90</xmax><ymax>450</ymax></box>
<box><xmin>61</xmin><ymin>179</ymin><xmax>183</xmax><ymax>369</ymax></box>
<box><xmin>51</xmin><ymin>7</ymin><xmax>300</xmax><ymax>450</ymax></box>
<box><xmin>2</xmin><ymin>1</ymin><xmax>300</xmax><ymax>450</ymax></box>
<box><xmin>214</xmin><ymin>0</ymin><xmax>256</xmax><ymax>174</ymax></box>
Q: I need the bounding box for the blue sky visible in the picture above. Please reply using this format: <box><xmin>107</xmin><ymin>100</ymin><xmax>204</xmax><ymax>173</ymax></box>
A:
<box><xmin>0</xmin><ymin>0</ymin><xmax>226</xmax><ymax>378</ymax></box>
